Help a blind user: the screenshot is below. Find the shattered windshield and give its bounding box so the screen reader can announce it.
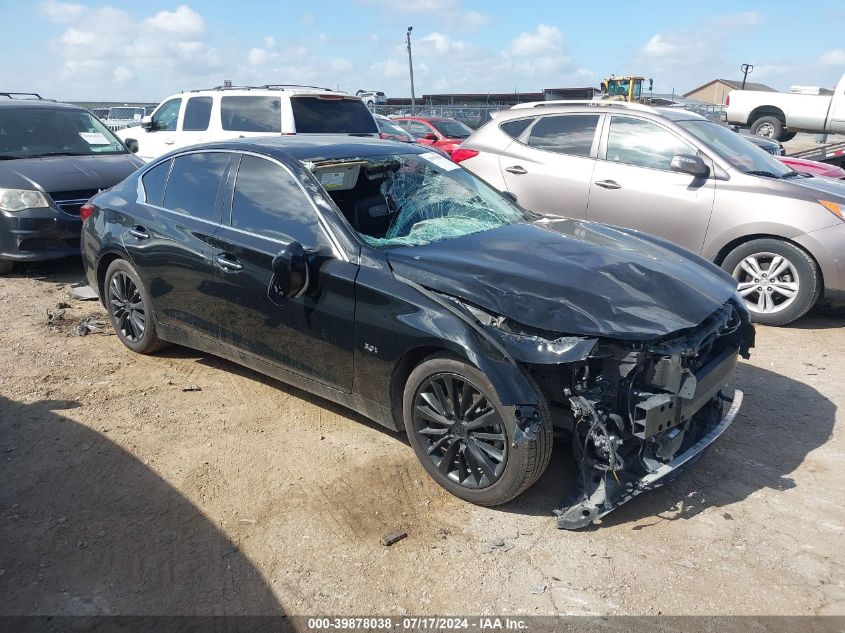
[312,152,528,248]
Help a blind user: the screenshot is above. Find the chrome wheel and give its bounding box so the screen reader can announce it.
[756,122,775,138]
[108,271,146,343]
[412,373,508,489]
[733,252,799,315]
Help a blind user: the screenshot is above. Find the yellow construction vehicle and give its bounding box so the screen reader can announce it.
[600,76,653,102]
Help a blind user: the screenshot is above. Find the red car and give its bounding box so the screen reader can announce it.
[391,116,473,156]
[778,156,845,179]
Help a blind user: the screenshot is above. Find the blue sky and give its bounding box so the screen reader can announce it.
[1,0,844,101]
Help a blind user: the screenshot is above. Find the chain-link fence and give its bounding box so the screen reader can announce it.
[68,99,725,132]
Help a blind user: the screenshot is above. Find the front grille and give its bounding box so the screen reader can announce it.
[49,189,99,216]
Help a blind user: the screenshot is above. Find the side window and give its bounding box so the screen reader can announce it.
[500,118,534,140]
[182,97,212,131]
[606,116,694,170]
[407,121,433,138]
[220,96,282,132]
[162,152,230,221]
[141,160,171,206]
[231,155,329,249]
[152,98,181,131]
[527,115,599,157]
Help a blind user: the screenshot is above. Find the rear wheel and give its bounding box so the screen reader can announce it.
[104,258,169,354]
[403,354,552,506]
[0,259,13,275]
[780,131,797,142]
[722,238,820,326]
[750,115,784,140]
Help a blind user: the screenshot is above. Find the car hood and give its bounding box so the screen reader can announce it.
[0,154,143,193]
[387,218,738,340]
[786,172,845,197]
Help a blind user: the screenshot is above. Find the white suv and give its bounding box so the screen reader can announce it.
[118,84,378,162]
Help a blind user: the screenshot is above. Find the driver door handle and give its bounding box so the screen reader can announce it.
[164,139,175,145]
[505,165,527,175]
[216,253,243,272]
[128,225,149,240]
[595,179,621,190]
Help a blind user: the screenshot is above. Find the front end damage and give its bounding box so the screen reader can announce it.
[455,295,755,530]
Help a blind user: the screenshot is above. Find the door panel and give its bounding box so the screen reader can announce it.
[829,86,845,133]
[139,97,182,161]
[174,95,213,150]
[123,151,232,339]
[498,114,601,219]
[586,115,715,254]
[212,153,356,391]
[212,230,357,391]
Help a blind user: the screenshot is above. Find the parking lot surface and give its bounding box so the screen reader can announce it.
[1,261,843,616]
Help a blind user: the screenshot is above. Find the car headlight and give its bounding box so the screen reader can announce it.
[819,200,845,221]
[0,188,50,212]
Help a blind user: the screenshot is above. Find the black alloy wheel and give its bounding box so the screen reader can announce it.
[412,372,508,489]
[109,271,146,343]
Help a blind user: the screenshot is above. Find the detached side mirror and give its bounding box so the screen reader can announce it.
[502,191,518,204]
[124,138,139,154]
[269,241,310,301]
[140,115,153,130]
[670,154,709,178]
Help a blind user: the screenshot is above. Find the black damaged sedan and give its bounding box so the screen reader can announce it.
[81,136,754,529]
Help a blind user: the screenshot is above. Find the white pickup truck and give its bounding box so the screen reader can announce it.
[725,72,845,141]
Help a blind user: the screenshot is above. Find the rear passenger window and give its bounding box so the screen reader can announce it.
[220,96,282,133]
[141,160,171,206]
[528,115,599,157]
[231,155,329,249]
[162,153,230,221]
[182,97,212,131]
[500,118,534,139]
[606,116,693,170]
[290,97,378,134]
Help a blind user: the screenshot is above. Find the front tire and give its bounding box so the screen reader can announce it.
[403,354,552,506]
[104,258,168,354]
[721,238,820,326]
[0,259,13,275]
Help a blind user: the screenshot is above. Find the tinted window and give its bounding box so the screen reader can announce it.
[182,96,212,131]
[290,97,377,134]
[429,119,472,139]
[500,118,534,139]
[152,98,181,131]
[231,155,329,248]
[221,96,281,132]
[162,152,229,220]
[528,115,599,156]
[142,160,171,206]
[406,121,433,138]
[606,116,693,170]
[0,107,127,158]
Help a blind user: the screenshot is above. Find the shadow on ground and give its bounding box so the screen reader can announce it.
[499,362,836,528]
[0,395,286,617]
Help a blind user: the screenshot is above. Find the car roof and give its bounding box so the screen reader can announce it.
[177,85,356,98]
[193,135,429,162]
[496,102,707,123]
[0,100,81,110]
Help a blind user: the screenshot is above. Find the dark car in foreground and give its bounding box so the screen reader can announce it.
[0,95,143,273]
[82,136,754,529]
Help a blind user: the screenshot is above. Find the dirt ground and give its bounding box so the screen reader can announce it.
[1,258,843,618]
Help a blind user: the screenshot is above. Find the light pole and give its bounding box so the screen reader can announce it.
[406,26,416,114]
[740,63,753,90]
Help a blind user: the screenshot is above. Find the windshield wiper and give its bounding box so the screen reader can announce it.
[28,152,89,158]
[779,171,805,179]
[745,170,782,179]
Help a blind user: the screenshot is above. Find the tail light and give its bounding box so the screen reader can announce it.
[80,202,94,222]
[725,94,730,106]
[451,148,479,163]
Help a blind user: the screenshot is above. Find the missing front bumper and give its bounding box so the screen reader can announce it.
[554,389,743,530]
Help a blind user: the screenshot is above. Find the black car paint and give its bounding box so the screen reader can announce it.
[0,103,143,262]
[82,137,752,527]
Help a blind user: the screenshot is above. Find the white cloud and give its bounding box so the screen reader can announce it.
[510,24,563,57]
[113,66,134,82]
[820,49,845,66]
[143,5,204,37]
[38,0,84,22]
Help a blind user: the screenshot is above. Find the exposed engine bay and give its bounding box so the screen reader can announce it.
[524,299,754,528]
